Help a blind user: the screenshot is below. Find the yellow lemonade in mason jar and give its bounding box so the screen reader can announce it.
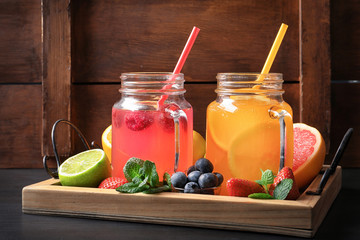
[206,73,293,195]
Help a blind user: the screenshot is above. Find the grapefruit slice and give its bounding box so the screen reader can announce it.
[293,123,326,189]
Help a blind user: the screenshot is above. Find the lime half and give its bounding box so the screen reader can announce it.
[59,149,111,187]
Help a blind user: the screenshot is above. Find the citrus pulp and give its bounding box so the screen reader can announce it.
[293,123,326,189]
[193,130,206,163]
[58,149,111,187]
[101,125,112,163]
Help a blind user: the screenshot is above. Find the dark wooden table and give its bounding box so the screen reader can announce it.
[1,168,359,240]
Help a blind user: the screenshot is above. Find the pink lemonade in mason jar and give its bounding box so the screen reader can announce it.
[111,73,193,178]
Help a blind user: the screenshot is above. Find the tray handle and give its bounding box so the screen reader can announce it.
[43,119,95,179]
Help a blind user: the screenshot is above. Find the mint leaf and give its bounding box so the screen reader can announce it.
[116,182,136,193]
[261,169,275,185]
[119,158,171,194]
[248,193,275,199]
[255,169,275,194]
[163,172,172,187]
[143,185,171,194]
[131,176,144,185]
[138,175,149,188]
[255,180,265,186]
[123,157,144,181]
[273,179,293,200]
[116,181,150,193]
[140,160,159,187]
[139,160,151,177]
[132,184,150,193]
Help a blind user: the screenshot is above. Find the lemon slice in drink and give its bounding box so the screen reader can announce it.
[193,130,206,163]
[59,149,111,187]
[101,125,112,163]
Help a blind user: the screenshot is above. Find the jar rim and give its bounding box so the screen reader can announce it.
[215,73,284,95]
[217,72,283,81]
[119,72,185,95]
[120,72,184,80]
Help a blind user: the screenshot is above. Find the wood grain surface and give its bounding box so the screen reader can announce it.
[331,0,360,80]
[42,0,72,157]
[329,82,360,167]
[0,0,42,84]
[71,0,300,83]
[0,85,42,168]
[300,0,331,149]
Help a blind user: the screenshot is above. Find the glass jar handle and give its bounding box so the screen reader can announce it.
[269,107,292,171]
[165,106,188,173]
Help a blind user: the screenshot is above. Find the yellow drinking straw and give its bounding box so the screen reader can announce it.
[257,23,288,82]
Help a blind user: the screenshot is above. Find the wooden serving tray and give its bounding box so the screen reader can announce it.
[22,166,341,238]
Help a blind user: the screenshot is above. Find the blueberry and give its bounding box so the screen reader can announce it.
[187,170,201,183]
[184,182,200,193]
[170,172,187,188]
[186,165,196,175]
[198,173,218,188]
[195,158,214,173]
[214,172,223,186]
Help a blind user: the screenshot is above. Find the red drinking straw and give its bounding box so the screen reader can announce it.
[158,26,200,106]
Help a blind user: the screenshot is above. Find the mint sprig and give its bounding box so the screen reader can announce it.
[123,157,144,181]
[249,169,293,200]
[273,178,293,200]
[248,193,275,199]
[116,158,171,194]
[255,169,274,194]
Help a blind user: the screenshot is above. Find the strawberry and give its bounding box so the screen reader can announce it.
[125,111,154,131]
[226,178,265,197]
[98,177,127,189]
[269,167,300,200]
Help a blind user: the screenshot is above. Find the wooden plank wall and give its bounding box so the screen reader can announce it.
[42,0,72,157]
[0,0,42,168]
[329,0,360,167]
[69,0,302,151]
[301,0,331,145]
[0,0,358,168]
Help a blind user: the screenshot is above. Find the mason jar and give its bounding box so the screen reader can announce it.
[112,72,193,178]
[206,73,293,194]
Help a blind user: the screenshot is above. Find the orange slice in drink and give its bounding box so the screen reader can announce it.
[207,101,233,151]
[228,121,293,181]
[101,125,112,163]
[207,100,254,151]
